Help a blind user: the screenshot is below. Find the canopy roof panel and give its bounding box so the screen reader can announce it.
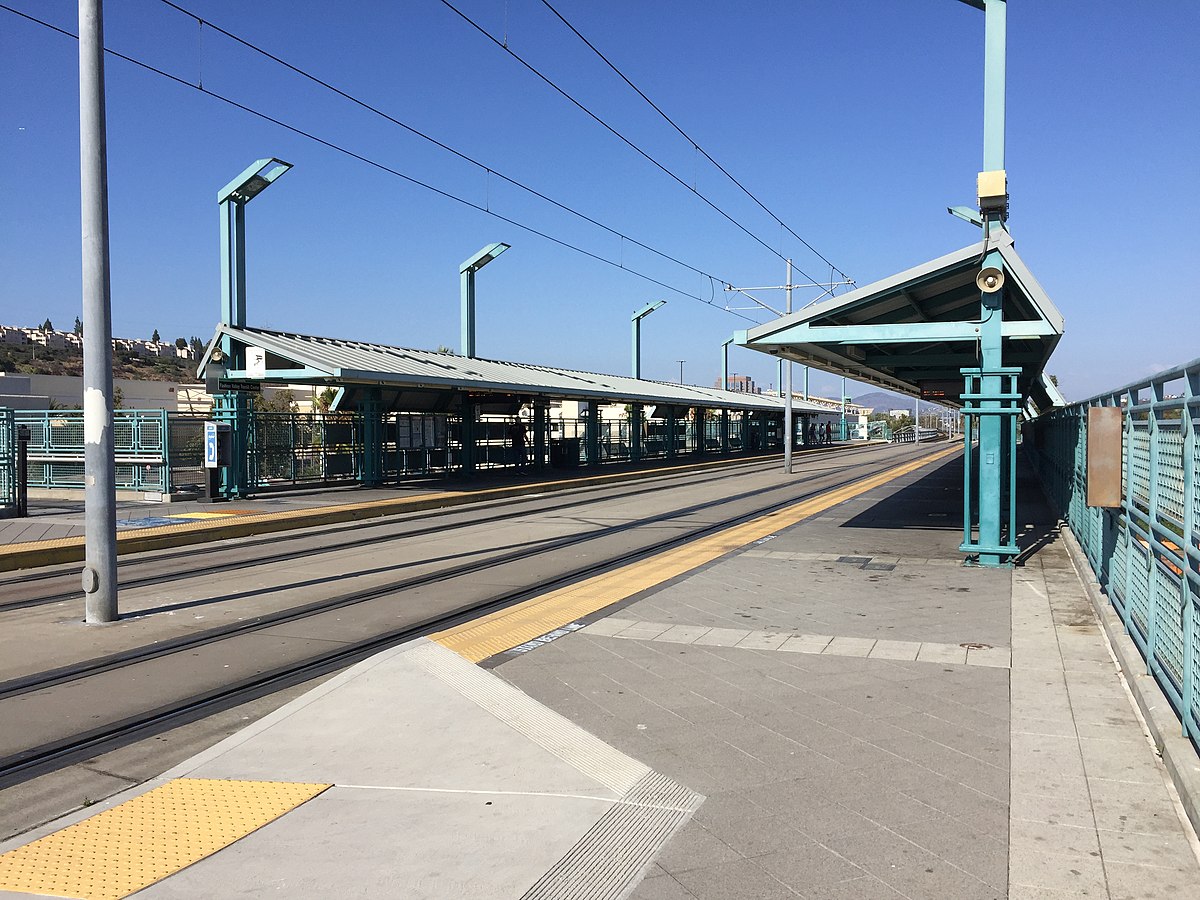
[198,325,829,414]
[736,229,1064,412]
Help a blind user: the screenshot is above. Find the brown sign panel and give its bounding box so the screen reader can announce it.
[1086,407,1123,508]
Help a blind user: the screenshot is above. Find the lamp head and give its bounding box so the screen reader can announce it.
[218,158,293,204]
[947,205,984,228]
[632,299,667,322]
[461,242,511,274]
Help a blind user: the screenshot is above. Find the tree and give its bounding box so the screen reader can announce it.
[257,389,296,413]
[175,337,188,350]
[112,386,124,409]
[41,319,53,332]
[314,386,337,414]
[151,328,160,343]
[74,317,83,336]
[190,337,205,357]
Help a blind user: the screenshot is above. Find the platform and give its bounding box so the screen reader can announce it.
[2,450,1199,899]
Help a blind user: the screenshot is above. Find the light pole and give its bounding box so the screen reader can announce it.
[219,158,292,335]
[721,337,734,390]
[79,0,117,623]
[460,242,510,358]
[677,360,686,384]
[840,376,847,441]
[216,157,292,500]
[631,300,666,379]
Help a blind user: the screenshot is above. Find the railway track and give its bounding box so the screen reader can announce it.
[0,443,953,788]
[0,453,844,612]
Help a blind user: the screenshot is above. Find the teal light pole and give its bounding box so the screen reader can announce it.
[631,300,666,378]
[721,336,734,390]
[216,157,291,499]
[460,242,510,358]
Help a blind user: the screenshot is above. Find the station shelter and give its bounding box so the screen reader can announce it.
[196,325,829,499]
[737,227,1065,566]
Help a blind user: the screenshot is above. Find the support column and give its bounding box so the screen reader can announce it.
[720,409,730,455]
[666,407,677,460]
[585,400,600,466]
[361,387,383,486]
[693,408,705,456]
[532,402,547,471]
[460,398,477,476]
[630,404,643,462]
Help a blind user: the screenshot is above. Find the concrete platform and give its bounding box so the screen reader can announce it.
[2,450,1199,899]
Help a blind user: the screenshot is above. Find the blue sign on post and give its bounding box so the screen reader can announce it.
[204,421,219,469]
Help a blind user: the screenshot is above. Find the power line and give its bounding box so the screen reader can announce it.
[1,4,762,325]
[437,0,806,274]
[537,0,853,286]
[154,0,722,293]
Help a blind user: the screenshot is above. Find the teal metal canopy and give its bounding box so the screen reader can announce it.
[736,229,1064,414]
[197,324,829,415]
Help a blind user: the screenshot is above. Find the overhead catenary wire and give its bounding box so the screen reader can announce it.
[537,0,853,287]
[1,4,762,325]
[437,0,810,276]
[153,0,733,297]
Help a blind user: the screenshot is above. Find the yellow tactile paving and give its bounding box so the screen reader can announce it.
[0,778,330,900]
[433,445,960,662]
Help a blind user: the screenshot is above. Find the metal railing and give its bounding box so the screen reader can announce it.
[1025,358,1199,743]
[16,409,169,493]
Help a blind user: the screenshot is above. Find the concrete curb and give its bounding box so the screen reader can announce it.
[1060,524,1200,838]
[1,447,869,573]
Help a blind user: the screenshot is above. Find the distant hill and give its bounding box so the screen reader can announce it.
[853,389,952,414]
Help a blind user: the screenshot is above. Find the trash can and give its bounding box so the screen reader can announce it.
[549,437,581,468]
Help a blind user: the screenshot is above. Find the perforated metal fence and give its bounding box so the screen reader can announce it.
[16,409,169,493]
[1025,358,1200,744]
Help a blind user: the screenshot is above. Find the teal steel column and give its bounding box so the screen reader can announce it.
[532,402,547,471]
[361,387,383,486]
[460,398,477,475]
[983,0,1007,174]
[977,249,1006,566]
[585,401,600,466]
[694,408,705,455]
[630,403,643,461]
[665,407,676,460]
[720,409,730,454]
[460,269,476,358]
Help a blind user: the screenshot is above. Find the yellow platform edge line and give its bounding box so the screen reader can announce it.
[433,445,959,662]
[0,778,331,900]
[0,453,797,573]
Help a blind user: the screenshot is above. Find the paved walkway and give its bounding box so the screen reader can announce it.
[1,452,1198,898]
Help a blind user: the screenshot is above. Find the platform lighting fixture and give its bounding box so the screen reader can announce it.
[219,158,292,333]
[460,242,511,358]
[947,205,984,228]
[631,300,666,379]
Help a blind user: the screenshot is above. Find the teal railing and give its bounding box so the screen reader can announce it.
[15,409,170,493]
[1025,358,1199,742]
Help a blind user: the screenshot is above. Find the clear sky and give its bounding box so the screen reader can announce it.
[1,1,1195,402]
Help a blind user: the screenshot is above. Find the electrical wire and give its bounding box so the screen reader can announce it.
[537,0,853,287]
[437,0,802,271]
[1,4,762,325]
[153,0,731,295]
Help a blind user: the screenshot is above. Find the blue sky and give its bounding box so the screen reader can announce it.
[1,1,1195,402]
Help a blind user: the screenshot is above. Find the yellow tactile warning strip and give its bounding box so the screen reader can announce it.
[0,778,330,900]
[0,452,848,572]
[433,445,960,662]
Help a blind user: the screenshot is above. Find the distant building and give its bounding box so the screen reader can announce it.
[715,374,759,394]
